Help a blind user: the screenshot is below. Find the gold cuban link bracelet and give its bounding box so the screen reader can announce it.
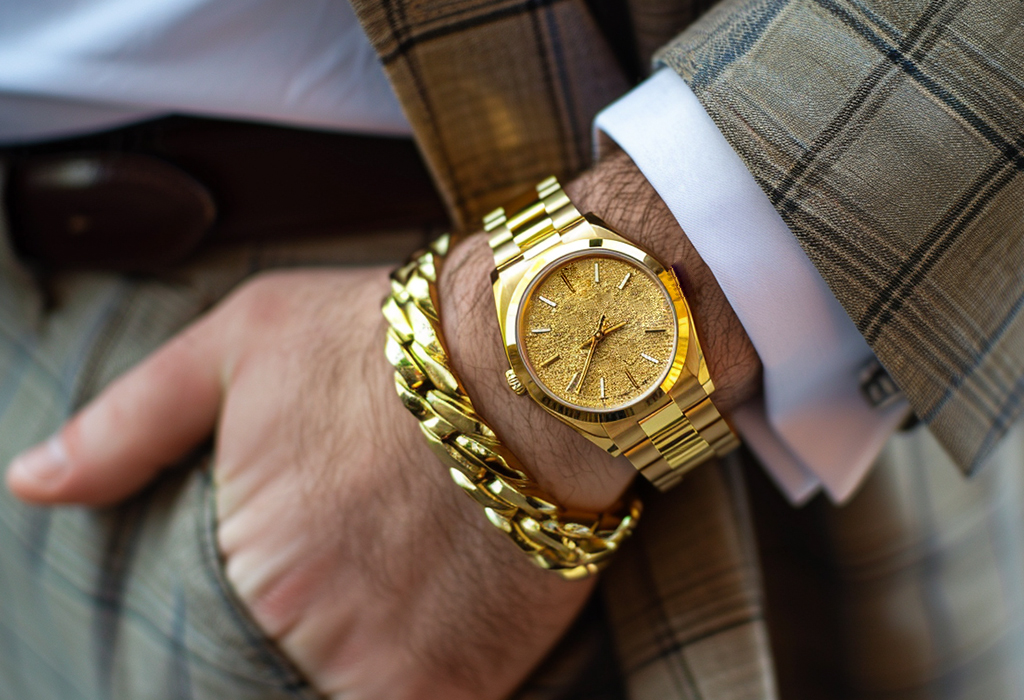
[382,234,642,579]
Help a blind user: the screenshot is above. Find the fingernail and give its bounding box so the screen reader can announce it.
[8,436,69,486]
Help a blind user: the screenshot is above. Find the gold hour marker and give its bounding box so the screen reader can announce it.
[531,327,551,334]
[539,295,557,308]
[594,261,600,283]
[645,328,667,333]
[618,272,631,290]
[566,371,582,393]
[559,270,576,293]
[540,353,560,368]
[641,353,661,364]
[600,377,606,399]
[624,367,640,389]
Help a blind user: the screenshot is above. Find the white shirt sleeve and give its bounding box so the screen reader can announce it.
[0,0,411,143]
[595,68,910,504]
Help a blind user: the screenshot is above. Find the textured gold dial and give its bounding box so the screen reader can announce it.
[518,252,678,412]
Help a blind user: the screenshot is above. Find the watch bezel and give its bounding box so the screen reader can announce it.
[501,228,691,424]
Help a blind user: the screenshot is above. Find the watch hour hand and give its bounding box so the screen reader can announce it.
[578,320,626,349]
[601,319,626,337]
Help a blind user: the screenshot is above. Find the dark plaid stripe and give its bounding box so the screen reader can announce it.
[379,0,465,215]
[686,0,787,91]
[979,373,1024,461]
[93,498,151,697]
[909,457,962,696]
[861,141,1024,344]
[912,288,1024,426]
[768,0,964,216]
[634,543,703,697]
[379,0,569,64]
[799,1,1024,346]
[541,4,586,171]
[816,0,1024,164]
[530,7,576,176]
[168,590,196,700]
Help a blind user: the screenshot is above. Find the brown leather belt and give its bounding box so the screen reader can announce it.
[2,116,449,271]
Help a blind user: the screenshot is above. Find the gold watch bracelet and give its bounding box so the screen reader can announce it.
[383,234,642,579]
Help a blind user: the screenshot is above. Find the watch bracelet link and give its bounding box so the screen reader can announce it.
[382,233,642,579]
[611,390,739,491]
[485,176,580,272]
[485,177,740,492]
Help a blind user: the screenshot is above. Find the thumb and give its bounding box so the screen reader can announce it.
[6,321,224,506]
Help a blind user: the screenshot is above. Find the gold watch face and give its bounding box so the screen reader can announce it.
[517,251,678,412]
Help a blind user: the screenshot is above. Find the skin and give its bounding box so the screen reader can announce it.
[4,150,761,699]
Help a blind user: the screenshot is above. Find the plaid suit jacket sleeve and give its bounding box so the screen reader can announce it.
[656,0,1024,474]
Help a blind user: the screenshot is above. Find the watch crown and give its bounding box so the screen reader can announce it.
[505,369,527,395]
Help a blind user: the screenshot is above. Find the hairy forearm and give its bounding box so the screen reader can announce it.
[439,149,762,511]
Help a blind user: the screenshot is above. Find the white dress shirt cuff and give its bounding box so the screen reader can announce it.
[594,68,909,504]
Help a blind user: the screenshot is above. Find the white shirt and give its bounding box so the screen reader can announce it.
[0,0,410,143]
[0,1,901,502]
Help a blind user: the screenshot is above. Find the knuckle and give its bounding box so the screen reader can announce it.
[233,273,295,325]
[215,272,311,348]
[146,337,201,388]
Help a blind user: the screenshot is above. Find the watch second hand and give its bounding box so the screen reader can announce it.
[576,314,606,394]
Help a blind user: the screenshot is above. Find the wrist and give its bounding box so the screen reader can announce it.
[439,232,636,512]
[438,152,761,511]
[565,149,762,414]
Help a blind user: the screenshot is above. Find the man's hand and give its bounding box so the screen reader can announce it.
[4,150,762,699]
[5,268,595,700]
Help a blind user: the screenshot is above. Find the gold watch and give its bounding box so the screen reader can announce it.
[487,177,739,491]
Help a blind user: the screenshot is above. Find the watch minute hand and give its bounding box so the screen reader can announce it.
[576,314,606,393]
